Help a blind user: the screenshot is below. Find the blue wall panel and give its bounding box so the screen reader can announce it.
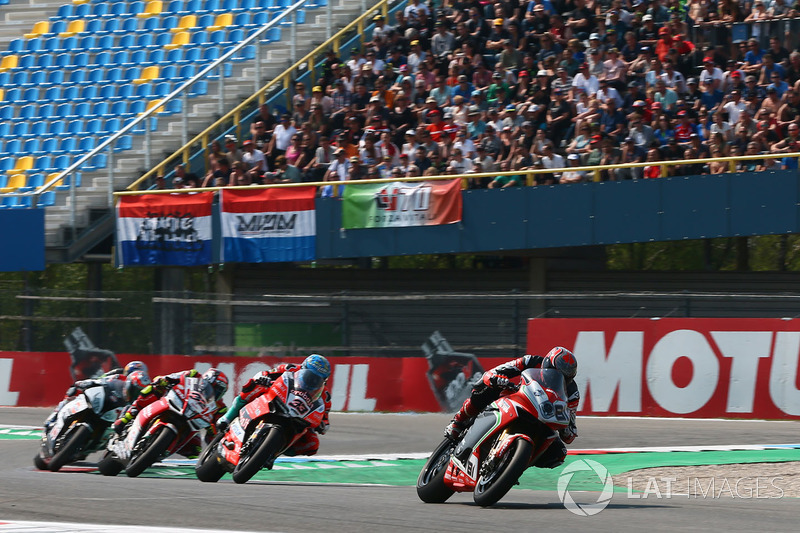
[660,175,729,240]
[527,184,594,248]
[312,172,800,259]
[0,208,45,271]
[728,170,798,236]
[593,180,662,244]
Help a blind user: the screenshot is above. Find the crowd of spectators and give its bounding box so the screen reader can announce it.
[164,0,800,191]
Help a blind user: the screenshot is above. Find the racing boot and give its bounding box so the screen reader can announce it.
[444,398,478,441]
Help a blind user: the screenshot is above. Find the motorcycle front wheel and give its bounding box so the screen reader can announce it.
[232,425,285,484]
[49,425,91,472]
[97,450,124,477]
[473,438,533,507]
[416,438,456,503]
[33,453,48,470]
[195,433,226,483]
[125,426,176,478]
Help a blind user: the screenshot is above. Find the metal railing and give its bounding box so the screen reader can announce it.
[114,150,800,200]
[125,0,396,193]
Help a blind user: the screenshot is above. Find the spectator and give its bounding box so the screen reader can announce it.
[561,153,588,183]
[488,160,523,188]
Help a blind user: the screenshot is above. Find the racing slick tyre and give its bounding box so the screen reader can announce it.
[416,438,456,503]
[33,453,48,471]
[49,425,92,472]
[195,433,226,483]
[232,425,285,485]
[126,426,176,478]
[97,451,124,477]
[473,438,533,507]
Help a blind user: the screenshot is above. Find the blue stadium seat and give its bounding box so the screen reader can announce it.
[3,88,21,104]
[48,120,66,137]
[66,119,85,136]
[160,15,178,31]
[58,36,78,54]
[92,2,109,17]
[37,103,54,119]
[11,196,34,209]
[70,102,91,120]
[18,54,35,69]
[63,3,91,20]
[55,103,72,118]
[73,52,90,68]
[160,64,177,80]
[83,153,107,172]
[55,172,82,189]
[127,1,146,17]
[22,88,40,103]
[111,51,130,65]
[191,30,209,45]
[148,48,166,64]
[233,12,250,27]
[135,83,152,99]
[178,47,201,64]
[99,18,120,35]
[35,54,53,69]
[114,133,133,152]
[0,158,14,173]
[93,51,112,67]
[167,0,184,12]
[28,122,47,139]
[79,85,99,102]
[78,35,97,51]
[85,18,103,34]
[92,101,111,118]
[16,104,36,121]
[43,70,65,87]
[11,70,28,86]
[139,17,161,34]
[19,173,44,192]
[12,122,29,137]
[177,0,201,14]
[44,86,62,102]
[0,72,9,86]
[24,38,43,53]
[203,0,220,11]
[122,67,142,83]
[42,37,61,53]
[85,119,102,136]
[136,33,154,49]
[38,191,56,207]
[6,39,24,54]
[130,49,148,66]
[113,35,136,53]
[166,48,183,64]
[102,3,128,19]
[1,196,20,209]
[34,155,53,171]
[203,30,226,47]
[117,84,136,100]
[0,106,14,121]
[89,35,115,53]
[51,155,72,171]
[115,17,139,34]
[58,137,77,154]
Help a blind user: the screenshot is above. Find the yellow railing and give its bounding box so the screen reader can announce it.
[126,0,392,191]
[116,150,800,199]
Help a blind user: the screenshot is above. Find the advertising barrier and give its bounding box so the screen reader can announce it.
[527,318,800,419]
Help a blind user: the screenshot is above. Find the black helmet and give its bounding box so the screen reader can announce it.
[542,346,577,382]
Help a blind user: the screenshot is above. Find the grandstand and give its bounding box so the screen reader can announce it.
[0,0,363,251]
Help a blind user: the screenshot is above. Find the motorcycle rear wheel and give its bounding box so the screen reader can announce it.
[33,453,48,471]
[416,438,456,503]
[473,439,533,507]
[126,426,176,478]
[49,425,91,472]
[97,450,124,477]
[195,433,226,483]
[232,426,285,484]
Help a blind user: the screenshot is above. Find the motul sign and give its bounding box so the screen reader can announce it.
[527,318,800,419]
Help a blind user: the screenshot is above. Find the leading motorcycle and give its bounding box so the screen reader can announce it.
[97,374,217,477]
[195,370,325,484]
[35,385,126,472]
[417,368,572,507]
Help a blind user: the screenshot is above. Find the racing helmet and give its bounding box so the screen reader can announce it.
[542,346,578,382]
[202,368,229,400]
[124,370,151,402]
[123,360,148,378]
[301,354,331,381]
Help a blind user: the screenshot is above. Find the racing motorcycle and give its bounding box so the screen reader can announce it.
[35,386,126,472]
[195,370,325,484]
[417,368,571,507]
[97,374,217,477]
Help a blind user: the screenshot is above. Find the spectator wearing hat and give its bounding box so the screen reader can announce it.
[241,139,268,175]
[637,14,658,46]
[223,136,243,164]
[309,85,334,116]
[628,45,652,85]
[659,59,685,94]
[583,134,603,166]
[674,110,701,143]
[486,18,510,53]
[320,148,351,197]
[682,78,702,110]
[617,136,645,180]
[550,67,572,96]
[597,78,623,109]
[655,26,674,61]
[403,0,429,24]
[559,153,587,183]
[622,81,644,112]
[498,39,523,70]
[572,62,599,97]
[628,112,655,150]
[407,40,426,73]
[697,56,724,92]
[721,90,747,126]
[431,21,455,58]
[452,74,475,102]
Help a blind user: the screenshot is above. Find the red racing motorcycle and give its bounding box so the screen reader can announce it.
[195,370,325,484]
[98,374,217,477]
[417,368,571,507]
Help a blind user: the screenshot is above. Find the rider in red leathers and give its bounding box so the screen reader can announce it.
[444,346,580,469]
[113,368,229,458]
[216,354,332,457]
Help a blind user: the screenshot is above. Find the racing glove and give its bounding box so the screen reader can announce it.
[315,420,329,435]
[216,417,230,432]
[254,375,272,388]
[113,417,128,436]
[489,374,513,389]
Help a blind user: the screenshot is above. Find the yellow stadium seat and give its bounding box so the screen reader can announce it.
[0,55,19,72]
[73,0,90,4]
[47,173,63,188]
[165,31,190,50]
[59,20,85,37]
[134,66,160,85]
[143,99,165,114]
[8,157,34,176]
[207,13,233,32]
[0,89,4,102]
[171,15,197,33]
[25,21,49,39]
[138,0,163,19]
[0,174,27,194]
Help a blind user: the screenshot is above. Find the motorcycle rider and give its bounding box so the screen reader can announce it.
[216,354,332,457]
[112,368,229,457]
[444,346,579,469]
[44,361,150,427]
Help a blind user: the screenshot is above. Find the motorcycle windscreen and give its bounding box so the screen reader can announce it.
[294,369,324,401]
[520,368,567,402]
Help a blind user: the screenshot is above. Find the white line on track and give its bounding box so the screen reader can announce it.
[0,521,271,533]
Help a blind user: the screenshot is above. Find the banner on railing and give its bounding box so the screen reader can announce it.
[527,318,800,419]
[220,187,316,263]
[341,179,462,229]
[116,192,214,267]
